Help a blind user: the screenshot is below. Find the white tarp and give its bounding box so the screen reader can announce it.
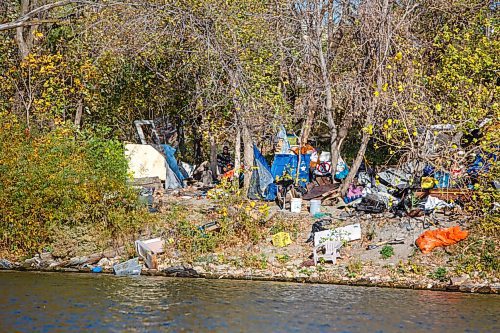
[125,144,167,181]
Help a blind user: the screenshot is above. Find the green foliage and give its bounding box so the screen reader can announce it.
[243,254,268,270]
[0,113,145,255]
[429,267,448,282]
[166,182,272,260]
[275,254,290,264]
[269,217,299,239]
[347,259,363,278]
[380,245,395,259]
[396,260,424,276]
[453,237,499,277]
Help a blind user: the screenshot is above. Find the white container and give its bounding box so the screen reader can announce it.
[310,199,322,215]
[113,258,142,276]
[290,198,302,213]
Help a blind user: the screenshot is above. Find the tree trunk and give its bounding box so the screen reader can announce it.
[177,116,186,158]
[241,121,254,192]
[74,98,83,129]
[14,0,30,59]
[314,3,339,179]
[340,0,391,195]
[299,96,315,145]
[340,131,370,195]
[209,135,218,180]
[234,123,241,176]
[192,116,203,164]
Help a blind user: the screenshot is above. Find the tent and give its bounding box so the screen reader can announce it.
[264,153,311,201]
[248,145,274,200]
[161,144,185,189]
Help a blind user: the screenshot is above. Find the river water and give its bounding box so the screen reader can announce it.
[0,271,498,332]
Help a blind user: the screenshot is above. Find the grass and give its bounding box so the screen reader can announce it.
[429,267,448,282]
[347,259,363,278]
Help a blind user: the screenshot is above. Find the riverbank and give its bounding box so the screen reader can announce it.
[1,195,498,294]
[2,265,499,294]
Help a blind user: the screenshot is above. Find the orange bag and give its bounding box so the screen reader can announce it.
[416,226,468,254]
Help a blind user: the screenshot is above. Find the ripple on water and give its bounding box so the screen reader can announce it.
[0,271,498,333]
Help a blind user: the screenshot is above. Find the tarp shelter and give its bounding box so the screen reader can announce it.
[125,144,167,181]
[265,153,311,201]
[248,145,274,200]
[161,144,185,189]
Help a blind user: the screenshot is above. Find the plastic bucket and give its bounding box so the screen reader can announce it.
[310,199,321,215]
[290,198,302,213]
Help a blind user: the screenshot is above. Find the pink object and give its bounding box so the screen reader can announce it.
[347,184,363,198]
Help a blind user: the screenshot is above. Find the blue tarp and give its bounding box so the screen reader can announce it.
[265,154,311,201]
[271,154,310,186]
[161,144,185,182]
[248,145,274,200]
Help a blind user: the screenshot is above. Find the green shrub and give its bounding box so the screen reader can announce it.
[453,237,499,277]
[429,267,447,282]
[347,259,363,278]
[380,245,395,259]
[0,113,146,256]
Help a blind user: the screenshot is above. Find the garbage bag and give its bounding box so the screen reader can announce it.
[423,195,454,211]
[377,168,412,189]
[415,226,468,254]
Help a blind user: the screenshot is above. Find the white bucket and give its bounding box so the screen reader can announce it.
[310,199,322,215]
[290,198,302,213]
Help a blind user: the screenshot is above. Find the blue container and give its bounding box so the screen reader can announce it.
[434,171,450,188]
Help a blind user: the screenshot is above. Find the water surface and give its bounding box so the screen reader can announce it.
[0,271,498,332]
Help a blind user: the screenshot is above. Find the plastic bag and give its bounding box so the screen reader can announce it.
[421,177,437,189]
[272,232,292,247]
[416,226,468,254]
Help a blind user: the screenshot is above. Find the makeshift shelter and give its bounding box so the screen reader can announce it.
[264,153,311,201]
[161,144,185,189]
[125,144,167,181]
[125,143,184,190]
[248,145,274,200]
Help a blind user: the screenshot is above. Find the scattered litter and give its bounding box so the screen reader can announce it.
[421,177,437,189]
[377,168,412,189]
[314,223,361,247]
[272,232,292,247]
[366,238,405,250]
[423,196,454,211]
[415,226,469,254]
[312,212,329,219]
[91,266,103,273]
[355,194,385,213]
[0,259,12,269]
[113,258,142,276]
[198,221,220,233]
[344,184,363,204]
[306,218,333,243]
[290,198,302,213]
[135,238,165,269]
[313,240,341,265]
[309,199,322,215]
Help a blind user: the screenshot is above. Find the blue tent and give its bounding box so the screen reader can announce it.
[160,144,185,188]
[265,154,311,201]
[248,145,274,200]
